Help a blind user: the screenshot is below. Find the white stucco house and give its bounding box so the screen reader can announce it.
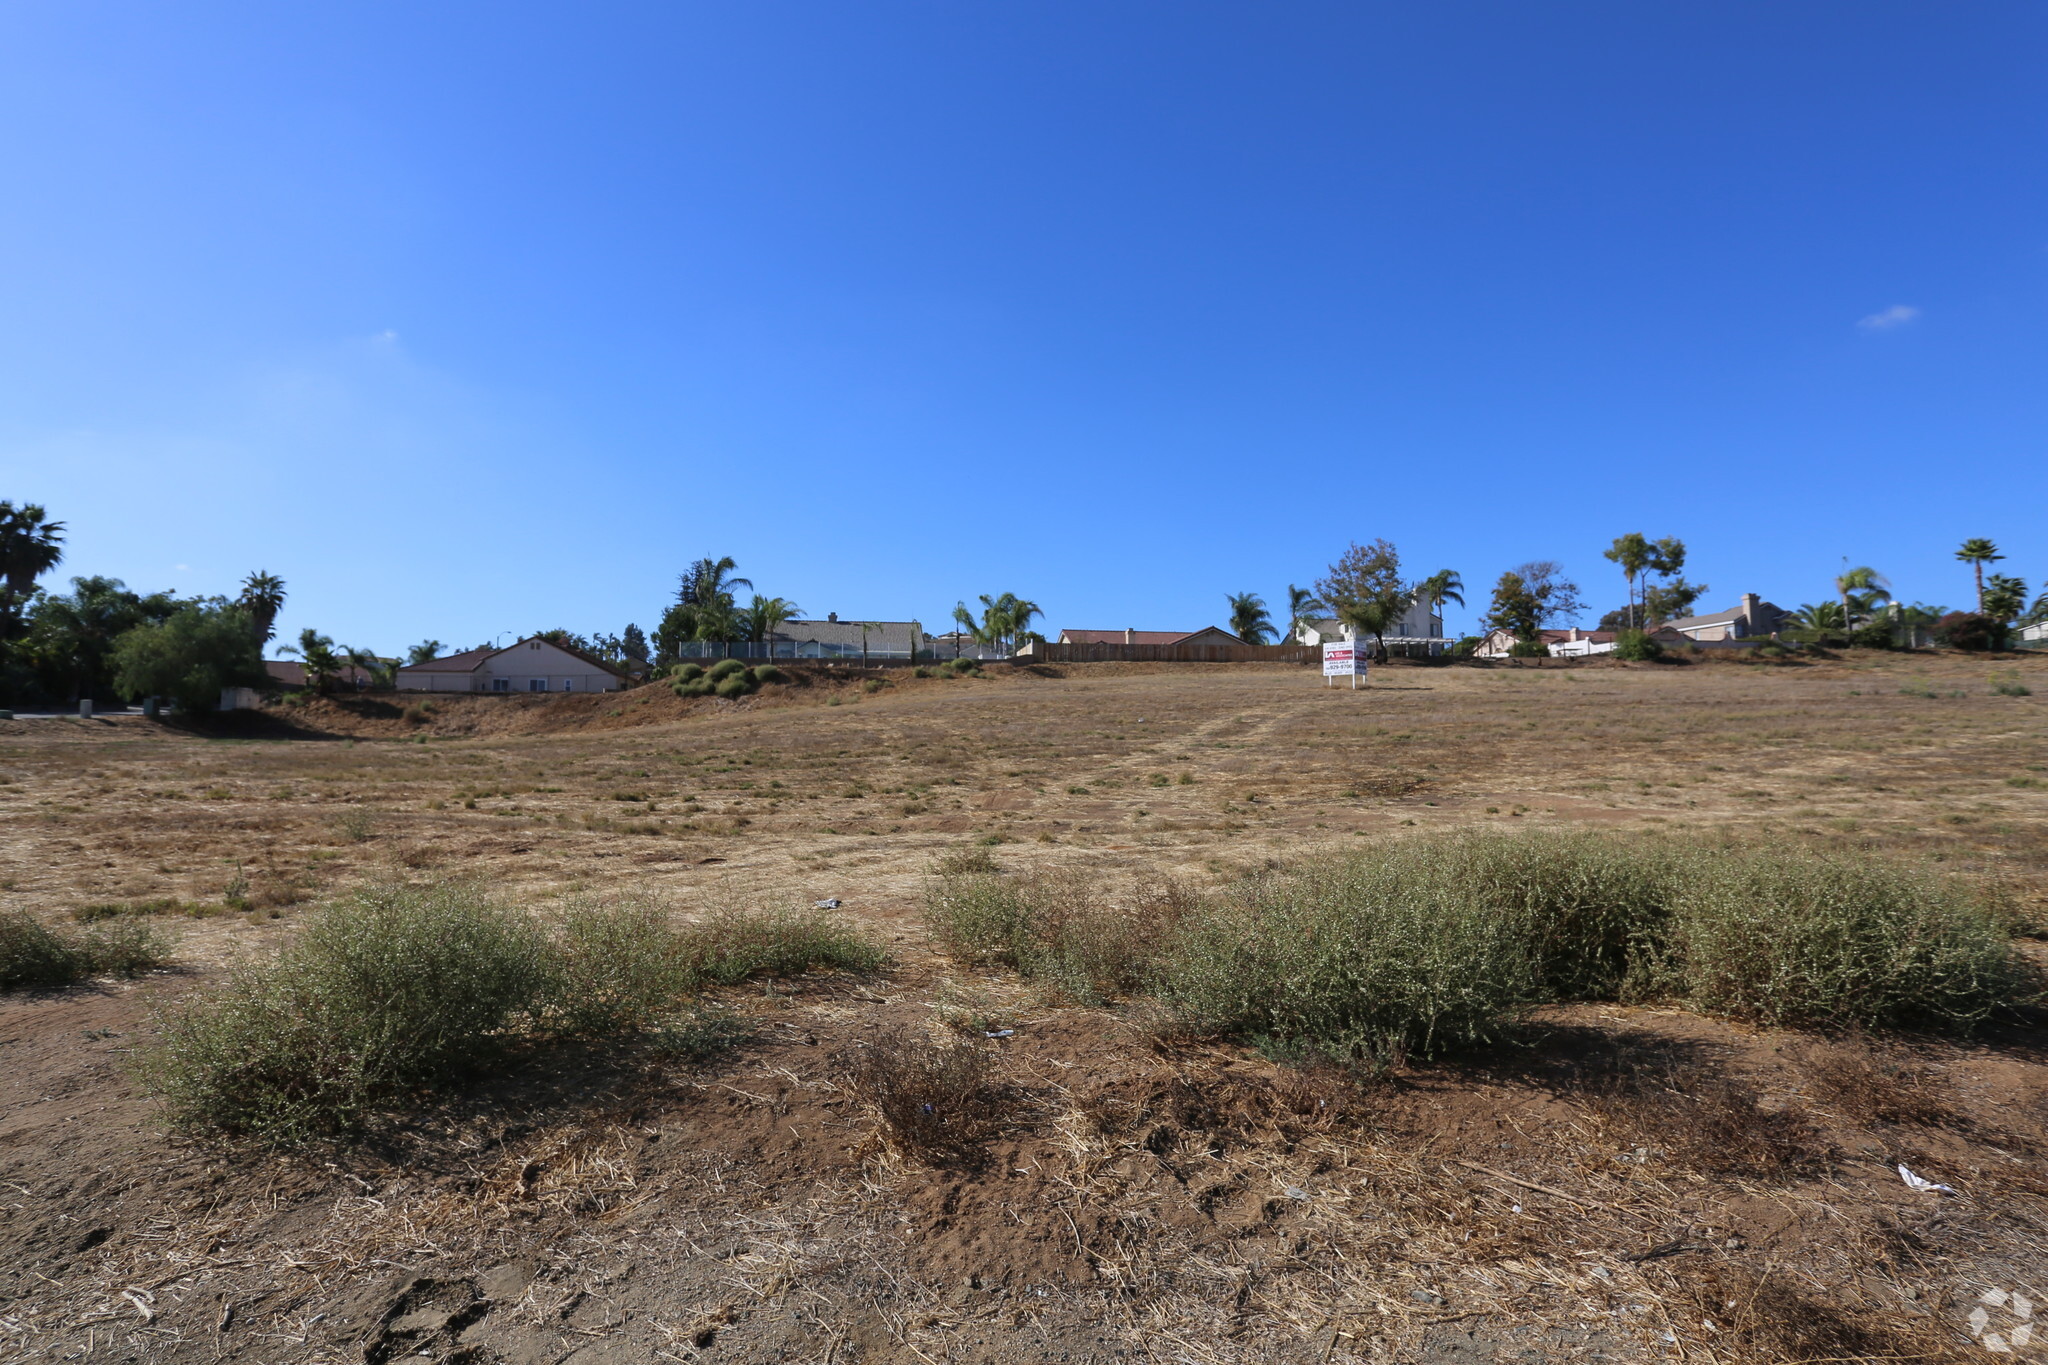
[1292,603,1446,654]
[395,637,624,694]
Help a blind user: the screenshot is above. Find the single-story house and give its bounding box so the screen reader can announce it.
[1473,627,1614,659]
[2018,620,2048,648]
[1661,594,1789,642]
[395,637,624,693]
[1056,627,1244,647]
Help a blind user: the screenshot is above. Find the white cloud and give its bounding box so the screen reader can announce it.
[1858,304,1920,331]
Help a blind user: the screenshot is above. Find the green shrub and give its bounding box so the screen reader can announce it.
[1,911,88,989]
[148,883,553,1140]
[1612,629,1663,661]
[706,658,747,681]
[550,898,697,1036]
[749,664,784,685]
[673,677,715,698]
[714,674,751,698]
[1508,638,1549,658]
[146,883,879,1141]
[675,905,885,985]
[945,657,982,676]
[921,831,2036,1059]
[1653,853,2028,1030]
[924,865,1196,1005]
[1153,851,1557,1064]
[673,663,706,682]
[1992,676,2031,697]
[2,910,170,990]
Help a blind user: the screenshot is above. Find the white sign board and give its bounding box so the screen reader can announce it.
[1322,642,1365,687]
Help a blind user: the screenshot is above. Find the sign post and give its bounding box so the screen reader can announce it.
[1321,641,1365,690]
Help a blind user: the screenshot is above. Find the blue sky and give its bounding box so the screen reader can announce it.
[3,2,2044,649]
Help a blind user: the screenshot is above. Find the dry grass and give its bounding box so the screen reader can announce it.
[0,654,2044,1364]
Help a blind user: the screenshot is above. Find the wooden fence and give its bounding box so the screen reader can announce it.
[1025,642,1321,664]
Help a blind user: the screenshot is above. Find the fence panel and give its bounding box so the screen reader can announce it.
[1029,643,1320,664]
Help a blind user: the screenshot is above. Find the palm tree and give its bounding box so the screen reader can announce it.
[976,593,1043,655]
[408,640,445,665]
[237,571,287,644]
[951,601,979,659]
[1226,592,1274,645]
[0,501,65,636]
[282,628,343,693]
[1602,533,1652,629]
[743,596,800,659]
[1835,565,1891,630]
[1414,569,1465,643]
[1955,538,2003,613]
[1982,574,2028,624]
[1791,602,1848,634]
[1283,584,1324,645]
[680,556,752,607]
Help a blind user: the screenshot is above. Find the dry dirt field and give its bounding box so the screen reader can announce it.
[3,652,2046,1365]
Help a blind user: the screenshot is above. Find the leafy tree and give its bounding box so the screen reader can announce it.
[1641,576,1708,624]
[0,501,65,638]
[619,623,649,664]
[236,571,287,644]
[1602,533,1653,630]
[1316,539,1410,660]
[1226,592,1274,645]
[1482,562,1583,648]
[1982,574,2028,624]
[407,640,445,665]
[659,556,753,658]
[1514,560,1583,627]
[281,628,344,693]
[1484,572,1541,644]
[22,576,178,703]
[1282,584,1325,644]
[679,556,751,608]
[1834,565,1891,629]
[111,603,268,713]
[1955,538,2003,613]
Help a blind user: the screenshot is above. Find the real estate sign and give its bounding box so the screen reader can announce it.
[1322,641,1365,688]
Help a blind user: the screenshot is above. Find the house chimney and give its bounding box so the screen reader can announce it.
[1124,627,1134,645]
[1739,593,1760,636]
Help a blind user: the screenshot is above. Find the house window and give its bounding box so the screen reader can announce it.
[528,679,546,692]
[530,641,541,650]
[492,678,510,693]
[562,679,574,692]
